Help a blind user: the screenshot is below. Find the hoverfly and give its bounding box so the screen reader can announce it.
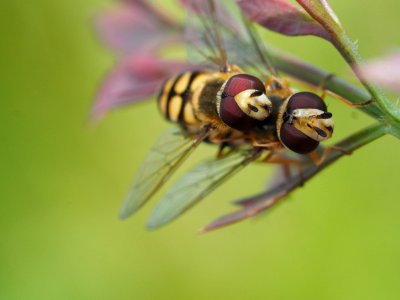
[119,0,334,229]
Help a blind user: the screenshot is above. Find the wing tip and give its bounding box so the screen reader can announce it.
[119,194,145,220]
[146,212,175,230]
[118,202,140,220]
[146,220,163,230]
[118,208,131,220]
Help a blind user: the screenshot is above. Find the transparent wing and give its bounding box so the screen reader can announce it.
[146,149,262,229]
[184,0,230,71]
[119,126,210,219]
[184,0,277,77]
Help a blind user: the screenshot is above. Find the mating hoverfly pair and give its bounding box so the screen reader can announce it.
[119,0,337,228]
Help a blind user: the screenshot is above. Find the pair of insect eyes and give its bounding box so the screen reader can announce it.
[219,74,331,154]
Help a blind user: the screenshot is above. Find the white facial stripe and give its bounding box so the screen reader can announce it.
[234,89,272,121]
[292,108,325,118]
[291,108,334,141]
[254,94,271,107]
[235,89,257,109]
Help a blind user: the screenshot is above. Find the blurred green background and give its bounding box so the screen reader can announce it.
[1,0,400,299]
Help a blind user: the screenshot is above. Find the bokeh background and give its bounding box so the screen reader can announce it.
[2,0,400,299]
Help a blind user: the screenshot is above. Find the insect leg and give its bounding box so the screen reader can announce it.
[321,91,374,107]
[261,151,307,186]
[261,151,301,165]
[308,146,352,166]
[216,142,235,159]
[319,74,374,107]
[230,64,244,73]
[251,141,282,148]
[318,73,335,92]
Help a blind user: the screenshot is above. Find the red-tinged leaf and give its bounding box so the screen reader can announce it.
[92,54,191,118]
[201,122,387,233]
[200,163,307,232]
[95,1,180,55]
[237,0,331,40]
[200,190,288,233]
[361,52,400,93]
[235,164,299,208]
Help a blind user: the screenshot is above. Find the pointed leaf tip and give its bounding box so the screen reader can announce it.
[237,0,331,41]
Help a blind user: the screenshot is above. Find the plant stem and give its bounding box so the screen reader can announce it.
[202,122,387,232]
[296,0,400,129]
[333,34,400,125]
[269,50,383,119]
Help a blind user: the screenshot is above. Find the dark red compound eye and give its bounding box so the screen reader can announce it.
[223,74,265,97]
[280,123,319,154]
[286,91,327,113]
[219,74,265,131]
[279,92,327,154]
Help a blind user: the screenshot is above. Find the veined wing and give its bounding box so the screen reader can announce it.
[184,0,230,71]
[119,126,210,219]
[184,0,277,77]
[147,148,262,229]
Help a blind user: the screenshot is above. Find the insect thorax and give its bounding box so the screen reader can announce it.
[157,71,282,147]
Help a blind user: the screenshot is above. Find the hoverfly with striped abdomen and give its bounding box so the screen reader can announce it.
[119,0,335,229]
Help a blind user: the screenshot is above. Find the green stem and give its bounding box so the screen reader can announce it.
[334,34,399,125]
[296,0,400,129]
[327,122,387,162]
[202,122,387,232]
[269,50,384,119]
[261,121,387,200]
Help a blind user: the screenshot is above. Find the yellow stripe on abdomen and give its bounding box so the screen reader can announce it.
[174,72,191,94]
[157,71,209,125]
[182,101,197,125]
[158,75,176,117]
[168,95,183,122]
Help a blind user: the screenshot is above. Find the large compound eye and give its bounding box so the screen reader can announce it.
[219,74,270,131]
[279,123,319,154]
[286,91,327,113]
[279,92,332,154]
[223,74,265,96]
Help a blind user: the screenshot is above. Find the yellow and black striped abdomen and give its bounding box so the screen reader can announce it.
[158,71,205,126]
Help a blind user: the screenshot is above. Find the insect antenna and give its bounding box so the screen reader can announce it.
[207,0,229,72]
[187,0,224,69]
[197,12,220,65]
[241,14,278,76]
